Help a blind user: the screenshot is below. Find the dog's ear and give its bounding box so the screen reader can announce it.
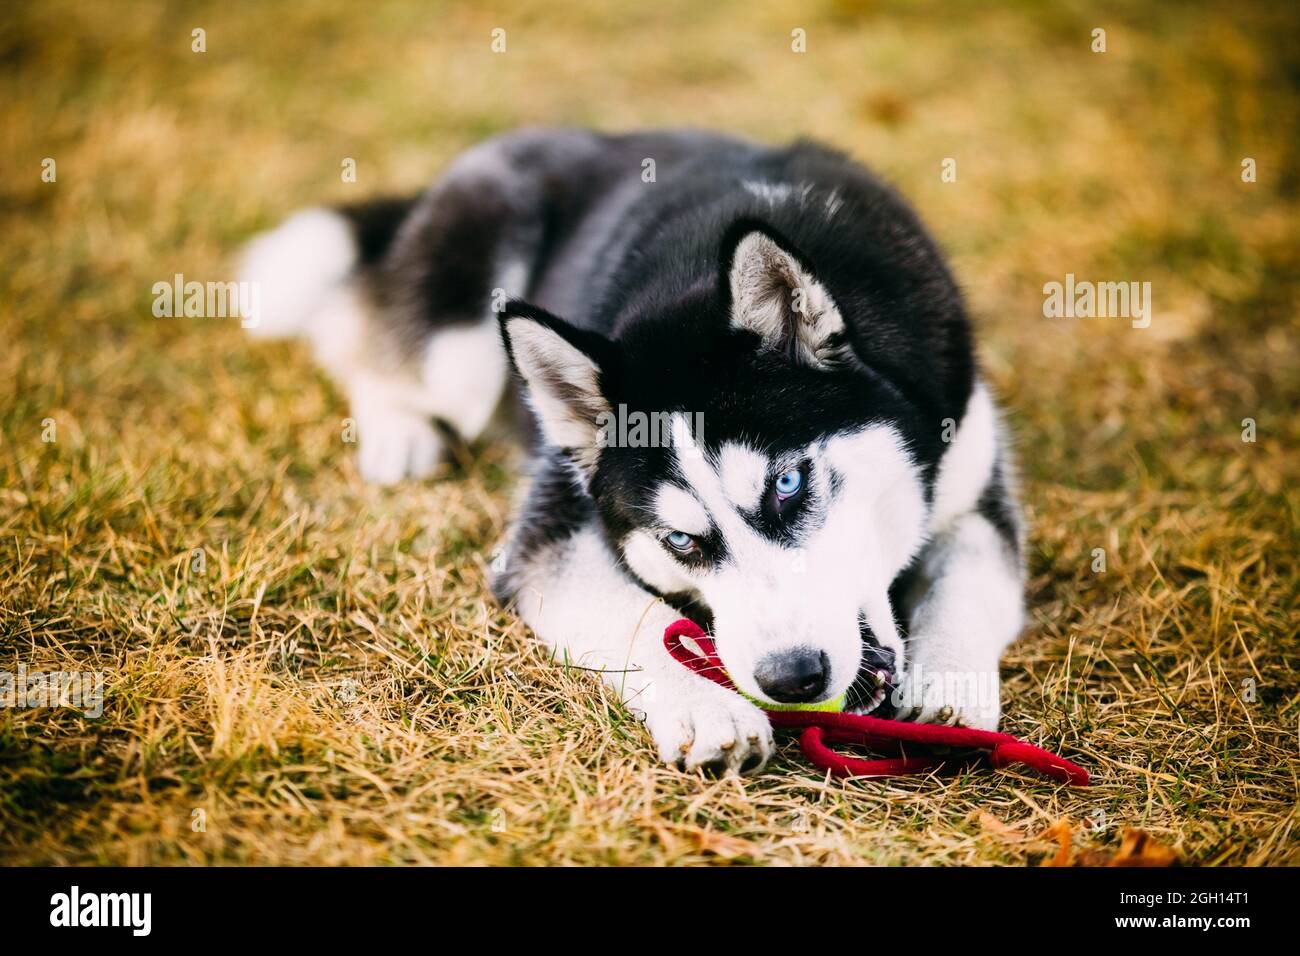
[721,220,848,367]
[499,302,615,478]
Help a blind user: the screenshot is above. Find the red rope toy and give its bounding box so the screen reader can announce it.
[664,619,1089,786]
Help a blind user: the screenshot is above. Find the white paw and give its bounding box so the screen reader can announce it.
[642,679,774,775]
[355,409,443,486]
[893,654,1001,730]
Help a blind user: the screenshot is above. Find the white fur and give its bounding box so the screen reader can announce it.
[621,528,695,594]
[420,317,508,439]
[717,443,767,511]
[890,381,1022,729]
[511,527,773,772]
[307,283,370,382]
[514,382,1023,754]
[742,180,794,204]
[620,422,927,707]
[742,180,816,205]
[242,206,518,485]
[823,427,929,655]
[728,232,845,366]
[654,483,712,536]
[342,316,510,486]
[350,373,444,485]
[505,318,607,475]
[239,208,356,339]
[929,380,997,531]
[894,513,1023,729]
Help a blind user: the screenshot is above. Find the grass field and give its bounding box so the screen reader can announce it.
[1,0,1297,865]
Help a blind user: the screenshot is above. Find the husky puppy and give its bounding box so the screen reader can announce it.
[242,128,1025,774]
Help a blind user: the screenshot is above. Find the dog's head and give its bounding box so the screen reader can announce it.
[501,221,934,709]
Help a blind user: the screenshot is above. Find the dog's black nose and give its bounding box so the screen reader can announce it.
[755,649,830,703]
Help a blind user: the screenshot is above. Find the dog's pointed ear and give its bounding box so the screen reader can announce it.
[721,221,848,367]
[499,302,615,478]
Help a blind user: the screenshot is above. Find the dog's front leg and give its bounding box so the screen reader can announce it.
[501,526,774,774]
[895,512,1025,730]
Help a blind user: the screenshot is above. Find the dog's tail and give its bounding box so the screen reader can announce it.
[238,197,416,339]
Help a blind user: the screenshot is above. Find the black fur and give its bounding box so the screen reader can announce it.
[343,129,994,621]
[488,132,975,599]
[338,197,418,266]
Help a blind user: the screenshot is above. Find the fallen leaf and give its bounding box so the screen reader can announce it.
[1039,817,1073,867]
[1037,820,1179,867]
[1097,828,1179,867]
[651,824,757,860]
[975,810,1027,843]
[690,828,759,860]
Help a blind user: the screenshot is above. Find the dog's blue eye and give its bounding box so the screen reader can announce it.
[774,469,803,499]
[665,531,695,552]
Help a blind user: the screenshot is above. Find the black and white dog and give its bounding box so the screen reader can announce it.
[242,128,1025,774]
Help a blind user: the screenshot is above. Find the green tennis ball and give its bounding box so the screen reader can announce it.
[736,688,846,713]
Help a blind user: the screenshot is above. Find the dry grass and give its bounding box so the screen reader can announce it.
[1,0,1297,865]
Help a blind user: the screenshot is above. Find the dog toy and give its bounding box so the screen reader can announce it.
[663,619,1089,786]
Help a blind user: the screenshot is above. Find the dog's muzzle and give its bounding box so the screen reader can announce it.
[848,634,899,715]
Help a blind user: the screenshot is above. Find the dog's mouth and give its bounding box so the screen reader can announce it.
[845,640,899,715]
